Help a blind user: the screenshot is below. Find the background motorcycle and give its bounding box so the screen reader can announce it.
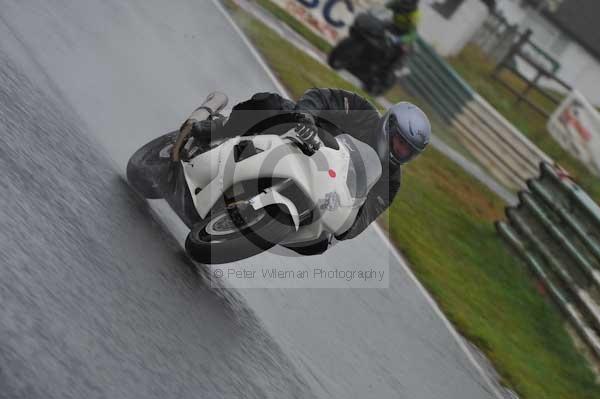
[328,10,407,96]
[127,93,382,264]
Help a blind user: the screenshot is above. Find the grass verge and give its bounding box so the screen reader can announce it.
[254,0,333,53]
[223,1,600,397]
[449,44,600,202]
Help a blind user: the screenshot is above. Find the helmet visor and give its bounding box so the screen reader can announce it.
[388,114,419,165]
[391,133,418,164]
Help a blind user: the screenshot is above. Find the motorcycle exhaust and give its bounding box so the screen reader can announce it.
[172,91,229,161]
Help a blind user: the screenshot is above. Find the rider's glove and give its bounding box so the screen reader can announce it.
[295,113,321,154]
[189,118,225,149]
[190,120,216,140]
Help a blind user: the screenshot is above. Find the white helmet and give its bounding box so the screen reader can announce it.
[378,102,430,167]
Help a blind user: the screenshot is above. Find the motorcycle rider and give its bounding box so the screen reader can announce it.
[383,0,420,70]
[187,88,430,255]
[328,0,420,94]
[386,0,420,45]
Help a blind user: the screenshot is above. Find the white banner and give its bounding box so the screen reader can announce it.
[548,90,600,176]
[262,0,490,56]
[269,0,360,44]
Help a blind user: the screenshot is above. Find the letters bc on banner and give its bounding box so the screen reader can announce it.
[270,0,357,43]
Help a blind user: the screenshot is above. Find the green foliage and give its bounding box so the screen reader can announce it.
[254,0,333,53]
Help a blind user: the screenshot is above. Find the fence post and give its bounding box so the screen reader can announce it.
[516,69,542,106]
[493,28,532,79]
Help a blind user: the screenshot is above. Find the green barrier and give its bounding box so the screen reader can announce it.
[506,207,600,331]
[496,221,574,310]
[413,37,475,100]
[409,50,470,107]
[401,36,548,190]
[496,162,600,359]
[497,222,600,360]
[407,45,540,184]
[518,191,600,290]
[506,207,583,289]
[406,58,459,121]
[404,38,473,118]
[528,179,600,263]
[539,163,600,231]
[405,57,454,114]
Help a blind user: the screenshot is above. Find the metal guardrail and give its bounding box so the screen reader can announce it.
[472,11,567,118]
[496,162,600,359]
[400,37,552,191]
[471,10,520,64]
[491,29,571,118]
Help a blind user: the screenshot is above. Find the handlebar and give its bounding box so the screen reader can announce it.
[172,92,229,161]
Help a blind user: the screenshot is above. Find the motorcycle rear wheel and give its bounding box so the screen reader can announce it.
[364,70,396,96]
[328,37,357,70]
[185,205,294,264]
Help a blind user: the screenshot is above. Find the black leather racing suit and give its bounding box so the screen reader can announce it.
[194,88,401,254]
[137,89,402,256]
[294,88,401,242]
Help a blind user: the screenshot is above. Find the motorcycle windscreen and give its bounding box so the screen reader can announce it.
[337,134,382,200]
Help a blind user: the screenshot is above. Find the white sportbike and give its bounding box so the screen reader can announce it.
[127,92,382,264]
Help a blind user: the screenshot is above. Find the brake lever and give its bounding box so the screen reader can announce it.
[285,136,318,157]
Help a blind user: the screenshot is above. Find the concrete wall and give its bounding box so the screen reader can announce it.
[554,42,600,105]
[495,0,527,22]
[419,0,489,56]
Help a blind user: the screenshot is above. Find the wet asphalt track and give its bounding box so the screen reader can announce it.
[0,1,498,398]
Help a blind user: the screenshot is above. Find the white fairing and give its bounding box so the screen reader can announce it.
[181,130,382,245]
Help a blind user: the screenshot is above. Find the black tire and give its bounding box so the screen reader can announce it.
[364,79,384,96]
[185,205,295,264]
[328,37,356,70]
[364,71,395,96]
[126,131,178,199]
[382,69,397,89]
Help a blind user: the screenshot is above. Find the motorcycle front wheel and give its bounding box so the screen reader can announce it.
[185,204,294,264]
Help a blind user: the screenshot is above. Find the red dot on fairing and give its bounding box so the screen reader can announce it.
[328,169,336,178]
